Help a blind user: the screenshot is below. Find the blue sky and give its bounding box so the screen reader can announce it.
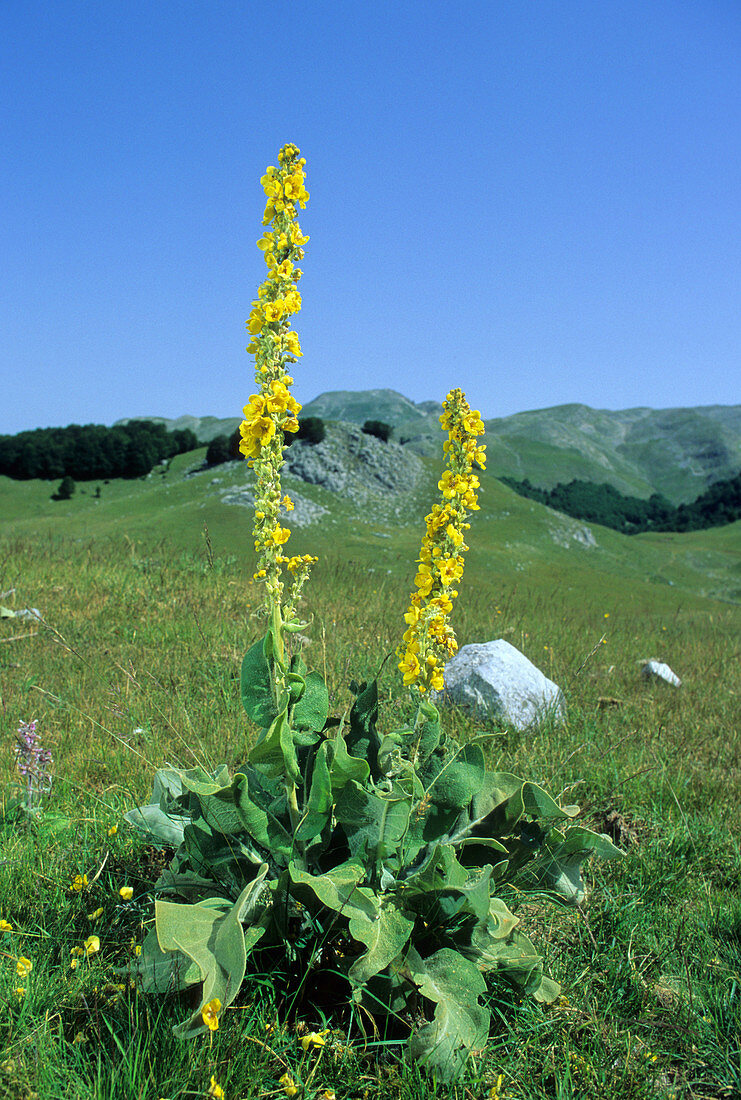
[1,0,739,435]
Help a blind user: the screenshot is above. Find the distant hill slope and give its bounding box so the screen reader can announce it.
[114,414,241,444]
[483,403,741,504]
[114,392,740,505]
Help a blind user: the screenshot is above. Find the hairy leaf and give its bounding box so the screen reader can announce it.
[405,946,489,1081]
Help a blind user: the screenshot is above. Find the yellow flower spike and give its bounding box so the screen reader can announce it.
[207,1077,225,1099]
[239,143,316,639]
[0,919,13,933]
[70,959,78,970]
[134,944,142,957]
[399,389,485,694]
[70,874,88,892]
[16,957,32,978]
[83,935,100,957]
[202,997,222,1032]
[119,886,134,901]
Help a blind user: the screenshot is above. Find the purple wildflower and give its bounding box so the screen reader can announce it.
[14,719,53,807]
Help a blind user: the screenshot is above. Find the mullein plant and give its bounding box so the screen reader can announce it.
[127,144,621,1082]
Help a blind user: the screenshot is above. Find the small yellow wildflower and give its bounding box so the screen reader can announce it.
[319,1092,336,1100]
[119,885,134,901]
[16,957,32,978]
[207,1077,224,1099]
[70,874,88,892]
[107,824,118,836]
[70,959,78,970]
[70,945,84,957]
[87,907,104,921]
[489,1075,505,1100]
[0,919,13,933]
[83,935,100,957]
[134,944,142,957]
[202,997,222,1032]
[300,1029,329,1051]
[13,986,25,1000]
[279,1073,299,1097]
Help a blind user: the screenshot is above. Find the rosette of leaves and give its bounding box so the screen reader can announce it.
[126,627,621,1080]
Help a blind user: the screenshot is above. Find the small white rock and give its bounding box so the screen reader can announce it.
[433,639,565,730]
[641,659,681,687]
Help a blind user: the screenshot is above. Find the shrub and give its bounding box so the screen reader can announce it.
[52,475,75,501]
[362,419,391,442]
[206,435,232,466]
[288,416,325,445]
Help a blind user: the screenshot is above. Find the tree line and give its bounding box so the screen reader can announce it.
[0,421,199,481]
[500,473,741,534]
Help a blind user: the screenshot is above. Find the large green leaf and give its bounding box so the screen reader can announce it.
[334,779,412,864]
[528,825,623,904]
[241,636,278,727]
[328,727,371,792]
[420,743,486,811]
[346,679,381,775]
[124,802,188,846]
[295,741,333,844]
[348,900,414,985]
[405,946,489,1081]
[157,871,269,1038]
[248,708,299,784]
[288,860,378,923]
[292,670,329,733]
[127,926,201,994]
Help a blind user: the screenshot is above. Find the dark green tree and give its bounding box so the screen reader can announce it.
[362,419,391,442]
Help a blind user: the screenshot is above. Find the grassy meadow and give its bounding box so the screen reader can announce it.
[0,454,740,1099]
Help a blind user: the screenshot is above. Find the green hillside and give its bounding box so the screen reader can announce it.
[2,427,739,611]
[107,393,741,504]
[484,403,741,503]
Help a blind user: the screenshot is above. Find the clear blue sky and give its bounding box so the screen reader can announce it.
[2,0,739,435]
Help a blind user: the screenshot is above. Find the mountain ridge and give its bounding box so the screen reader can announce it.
[114,390,741,505]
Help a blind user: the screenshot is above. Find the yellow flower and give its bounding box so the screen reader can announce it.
[70,959,78,970]
[13,986,25,1000]
[207,1077,225,1099]
[0,919,13,933]
[16,957,32,978]
[300,1029,329,1051]
[84,935,100,957]
[319,1092,337,1100]
[399,389,485,693]
[202,997,222,1032]
[70,945,84,957]
[87,907,104,921]
[119,886,134,901]
[134,944,142,957]
[489,1074,506,1100]
[283,331,302,357]
[70,874,88,892]
[279,1073,299,1097]
[107,823,118,836]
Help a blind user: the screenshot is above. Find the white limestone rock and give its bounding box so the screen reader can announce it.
[433,639,565,729]
[641,659,682,687]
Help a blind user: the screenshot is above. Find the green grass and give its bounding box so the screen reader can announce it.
[0,469,740,1098]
